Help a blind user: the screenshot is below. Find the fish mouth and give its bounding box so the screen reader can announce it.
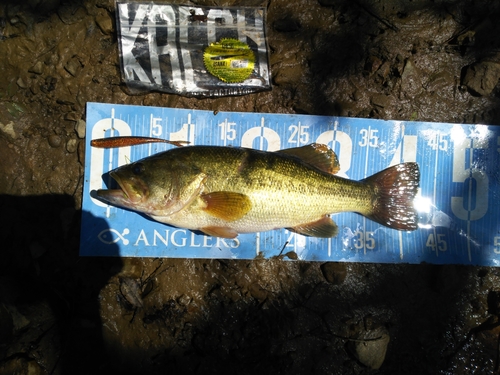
[96,171,145,206]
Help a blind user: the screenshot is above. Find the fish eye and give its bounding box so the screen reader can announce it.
[132,163,145,175]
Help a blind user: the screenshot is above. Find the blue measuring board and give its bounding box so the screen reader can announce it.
[81,102,500,266]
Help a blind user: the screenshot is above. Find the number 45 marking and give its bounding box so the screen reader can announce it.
[494,237,500,254]
[426,233,447,252]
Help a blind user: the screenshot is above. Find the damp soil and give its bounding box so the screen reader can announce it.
[2,0,500,374]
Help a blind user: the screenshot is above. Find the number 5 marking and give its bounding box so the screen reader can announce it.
[451,137,488,221]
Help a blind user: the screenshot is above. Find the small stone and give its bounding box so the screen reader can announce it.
[48,134,62,148]
[65,57,82,77]
[400,58,423,97]
[75,119,86,138]
[320,262,347,285]
[248,282,268,301]
[377,61,391,79]
[28,61,43,74]
[16,77,28,88]
[95,12,114,35]
[177,294,192,306]
[462,60,500,96]
[364,55,383,74]
[65,111,79,122]
[352,90,363,101]
[0,121,17,139]
[66,138,78,153]
[371,93,391,108]
[349,326,390,370]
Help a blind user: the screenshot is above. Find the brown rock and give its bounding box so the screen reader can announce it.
[462,61,500,96]
[320,262,347,285]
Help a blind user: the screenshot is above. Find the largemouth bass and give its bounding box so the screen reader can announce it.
[96,143,420,238]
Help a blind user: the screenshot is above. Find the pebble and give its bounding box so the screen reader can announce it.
[66,138,78,153]
[0,121,17,139]
[95,12,114,35]
[320,262,347,285]
[65,112,79,122]
[364,55,383,74]
[28,61,43,75]
[16,77,27,88]
[463,60,500,96]
[177,294,192,306]
[248,282,268,301]
[371,93,391,108]
[400,58,423,97]
[48,134,62,148]
[349,326,390,370]
[75,119,86,138]
[64,57,82,77]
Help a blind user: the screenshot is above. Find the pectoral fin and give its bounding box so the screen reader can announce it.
[200,191,252,221]
[277,143,340,174]
[201,226,239,239]
[287,216,338,238]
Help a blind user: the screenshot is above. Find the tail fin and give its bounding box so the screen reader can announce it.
[362,162,420,231]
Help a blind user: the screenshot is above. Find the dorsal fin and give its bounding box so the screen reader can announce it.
[277,143,340,174]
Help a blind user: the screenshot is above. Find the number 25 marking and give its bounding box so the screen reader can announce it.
[288,123,310,144]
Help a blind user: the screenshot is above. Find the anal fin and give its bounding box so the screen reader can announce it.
[200,191,252,221]
[287,216,338,238]
[201,226,238,239]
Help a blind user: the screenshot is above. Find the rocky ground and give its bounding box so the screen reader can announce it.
[2,0,500,374]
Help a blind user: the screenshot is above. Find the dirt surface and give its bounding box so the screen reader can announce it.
[2,0,500,374]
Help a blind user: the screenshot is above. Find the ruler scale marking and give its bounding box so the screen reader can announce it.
[81,103,500,265]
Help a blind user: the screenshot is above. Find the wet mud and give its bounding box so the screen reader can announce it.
[2,0,500,374]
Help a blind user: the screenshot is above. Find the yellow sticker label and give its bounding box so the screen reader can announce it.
[204,38,255,83]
